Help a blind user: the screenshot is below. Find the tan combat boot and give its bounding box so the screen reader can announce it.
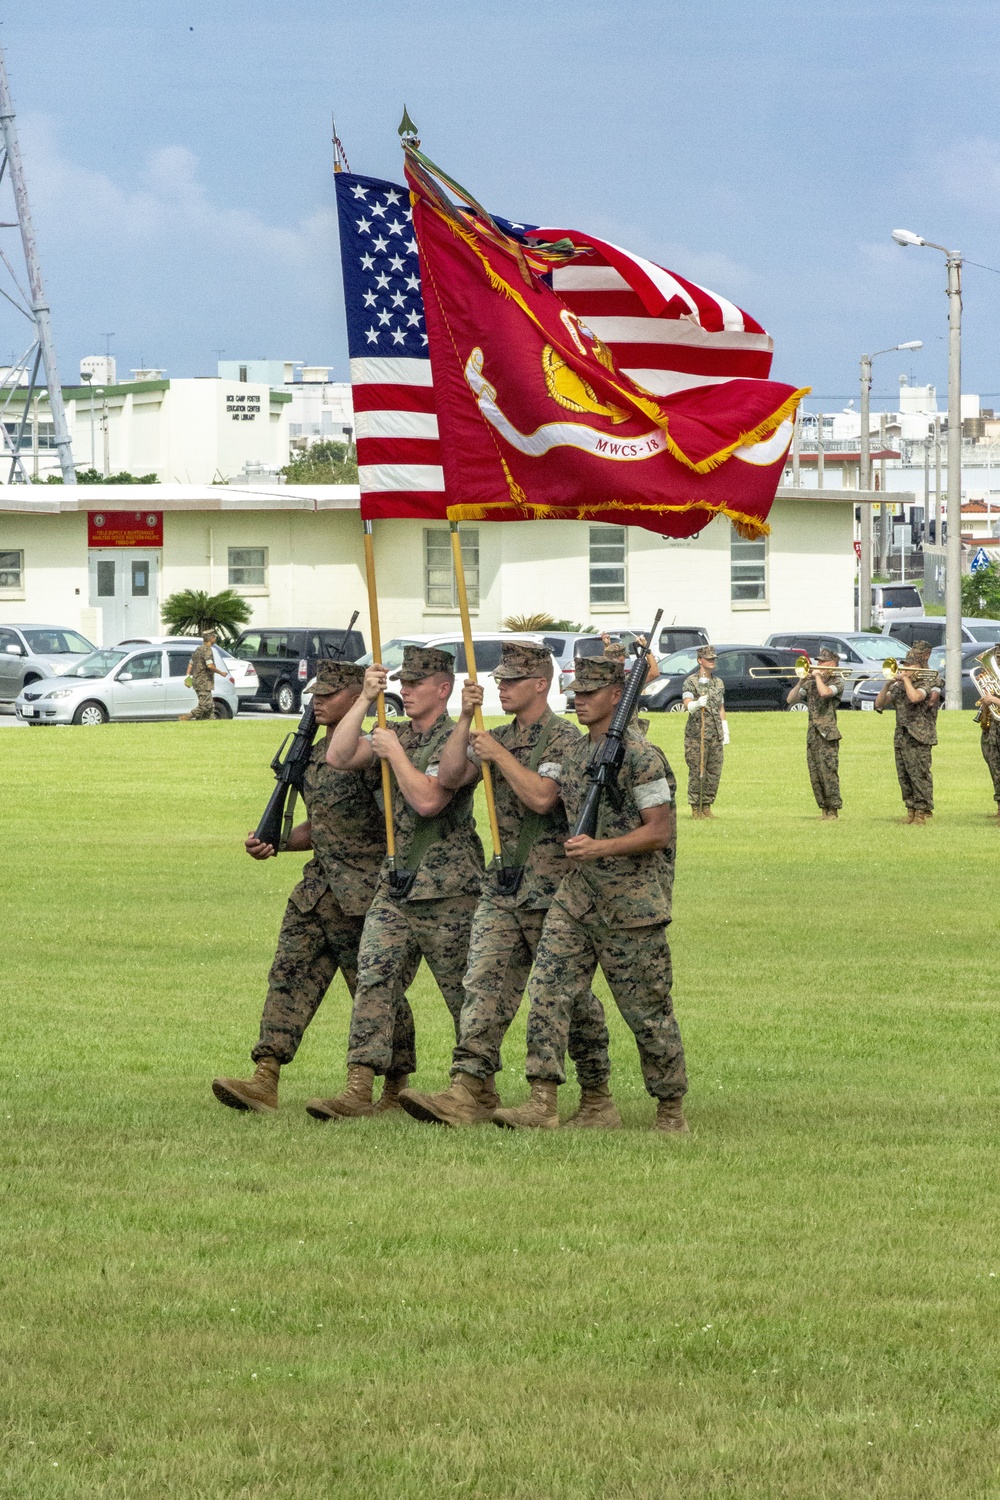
[652,1097,690,1134]
[913,811,927,825]
[690,806,702,819]
[562,1082,622,1129]
[398,1072,500,1127]
[702,806,716,819]
[373,1072,411,1113]
[212,1057,280,1114]
[492,1079,559,1130]
[305,1065,376,1121]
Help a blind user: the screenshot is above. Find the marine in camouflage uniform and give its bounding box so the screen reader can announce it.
[980,696,1000,814]
[398,642,612,1129]
[212,660,415,1114]
[493,655,688,1133]
[682,645,725,815]
[183,632,218,721]
[788,646,843,817]
[314,645,488,1119]
[875,641,942,823]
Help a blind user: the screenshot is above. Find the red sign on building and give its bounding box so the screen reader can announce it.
[87,510,163,548]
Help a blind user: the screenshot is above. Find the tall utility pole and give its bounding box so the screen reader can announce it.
[0,43,75,483]
[859,341,922,628]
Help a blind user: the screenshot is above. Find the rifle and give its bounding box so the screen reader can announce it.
[253,611,359,852]
[570,609,663,840]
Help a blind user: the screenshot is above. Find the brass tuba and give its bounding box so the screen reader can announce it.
[973,647,1000,728]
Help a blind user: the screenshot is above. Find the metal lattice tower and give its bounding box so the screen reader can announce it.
[0,41,74,483]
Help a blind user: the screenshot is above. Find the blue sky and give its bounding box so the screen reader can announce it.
[4,0,1000,411]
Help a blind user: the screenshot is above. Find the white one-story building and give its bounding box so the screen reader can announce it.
[0,483,865,650]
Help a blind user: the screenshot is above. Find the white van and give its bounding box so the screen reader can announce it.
[356,632,567,718]
[869,584,924,627]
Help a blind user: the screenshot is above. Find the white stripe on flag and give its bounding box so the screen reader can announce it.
[552,266,631,292]
[585,316,773,352]
[357,463,446,493]
[355,410,440,440]
[621,369,745,395]
[349,356,435,387]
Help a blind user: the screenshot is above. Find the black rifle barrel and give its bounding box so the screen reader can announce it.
[570,608,664,840]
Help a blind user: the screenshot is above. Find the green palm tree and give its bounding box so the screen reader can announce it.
[160,589,252,646]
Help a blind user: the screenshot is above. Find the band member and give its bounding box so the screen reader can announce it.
[874,640,942,824]
[682,646,727,817]
[977,679,1000,819]
[787,647,843,818]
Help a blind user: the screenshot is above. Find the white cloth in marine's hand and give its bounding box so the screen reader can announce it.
[722,721,730,745]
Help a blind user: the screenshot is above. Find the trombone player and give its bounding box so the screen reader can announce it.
[786,647,843,819]
[874,641,942,824]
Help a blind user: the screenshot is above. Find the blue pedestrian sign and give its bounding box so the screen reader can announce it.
[971,546,991,574]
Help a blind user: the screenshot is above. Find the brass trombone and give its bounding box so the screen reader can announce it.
[747,654,847,680]
[881,656,932,679]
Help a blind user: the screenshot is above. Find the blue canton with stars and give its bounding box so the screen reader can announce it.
[335,173,427,360]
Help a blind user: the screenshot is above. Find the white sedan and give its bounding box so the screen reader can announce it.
[15,643,240,724]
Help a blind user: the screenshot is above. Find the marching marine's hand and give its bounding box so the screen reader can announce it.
[362,664,388,704]
[722,721,730,745]
[245,831,276,860]
[469,727,500,762]
[564,833,603,862]
[370,726,400,762]
[460,680,484,719]
[698,695,708,708]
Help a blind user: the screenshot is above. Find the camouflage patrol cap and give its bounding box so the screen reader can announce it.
[697,644,717,660]
[566,655,626,693]
[493,641,553,679]
[905,640,933,664]
[390,644,456,682]
[603,639,627,661]
[817,646,839,663]
[310,658,364,696]
[202,629,217,642]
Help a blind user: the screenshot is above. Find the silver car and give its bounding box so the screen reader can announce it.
[117,635,259,703]
[15,643,240,725]
[0,622,96,702]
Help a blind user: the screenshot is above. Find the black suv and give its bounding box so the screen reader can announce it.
[642,644,808,712]
[232,626,366,714]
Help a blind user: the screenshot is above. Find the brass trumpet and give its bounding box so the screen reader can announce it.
[882,656,928,679]
[747,654,846,680]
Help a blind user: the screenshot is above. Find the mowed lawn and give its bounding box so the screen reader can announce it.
[3,707,1000,1499]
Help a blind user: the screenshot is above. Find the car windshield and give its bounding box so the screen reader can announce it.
[61,649,127,679]
[965,623,1000,643]
[658,648,702,674]
[929,646,982,670]
[21,629,93,655]
[846,635,900,662]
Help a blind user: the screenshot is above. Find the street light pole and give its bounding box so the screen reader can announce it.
[859,340,922,630]
[892,230,964,706]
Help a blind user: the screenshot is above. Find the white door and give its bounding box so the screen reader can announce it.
[164,649,197,715]
[109,649,167,718]
[89,551,161,644]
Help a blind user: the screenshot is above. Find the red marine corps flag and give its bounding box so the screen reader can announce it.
[401,140,806,540]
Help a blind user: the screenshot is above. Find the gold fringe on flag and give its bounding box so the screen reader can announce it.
[446,497,773,538]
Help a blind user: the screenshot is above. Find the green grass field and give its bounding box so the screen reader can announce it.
[3,708,1000,1499]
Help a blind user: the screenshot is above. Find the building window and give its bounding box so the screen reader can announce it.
[229,547,267,589]
[0,548,23,593]
[97,560,116,597]
[239,365,248,383]
[424,528,479,609]
[589,525,626,606]
[731,531,768,604]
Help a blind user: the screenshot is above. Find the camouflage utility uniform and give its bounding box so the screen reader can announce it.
[882,670,942,814]
[802,673,843,812]
[451,707,611,1088]
[188,641,216,720]
[982,709,1000,805]
[523,723,687,1102]
[346,711,486,1077]
[252,737,416,1068]
[682,671,725,808]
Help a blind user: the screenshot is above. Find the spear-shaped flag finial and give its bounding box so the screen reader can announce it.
[398,106,419,145]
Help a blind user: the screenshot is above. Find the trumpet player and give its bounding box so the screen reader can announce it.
[682,645,727,817]
[874,641,942,825]
[786,647,842,819]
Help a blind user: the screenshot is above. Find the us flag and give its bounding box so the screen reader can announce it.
[335,170,775,517]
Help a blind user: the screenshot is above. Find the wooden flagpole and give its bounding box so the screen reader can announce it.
[450,520,503,870]
[362,519,397,867]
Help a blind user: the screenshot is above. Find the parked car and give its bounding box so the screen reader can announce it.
[354,632,566,718]
[878,617,1000,649]
[15,642,240,725]
[853,643,984,711]
[0,622,95,702]
[117,635,258,702]
[550,627,709,698]
[231,625,367,714]
[640,644,808,713]
[764,632,908,709]
[870,583,924,627]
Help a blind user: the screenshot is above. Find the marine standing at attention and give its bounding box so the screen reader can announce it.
[492,654,688,1133]
[682,645,727,817]
[211,661,416,1114]
[976,669,1000,820]
[315,646,488,1120]
[874,640,942,824]
[786,646,843,819]
[397,642,615,1129]
[180,629,222,721]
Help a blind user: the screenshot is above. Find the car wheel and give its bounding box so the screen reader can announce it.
[212,698,233,720]
[786,701,808,713]
[23,673,41,687]
[72,700,108,726]
[665,699,685,713]
[273,681,298,715]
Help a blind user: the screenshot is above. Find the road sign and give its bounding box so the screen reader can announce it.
[853,540,862,560]
[971,546,991,574]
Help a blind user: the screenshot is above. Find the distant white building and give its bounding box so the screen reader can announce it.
[217,358,354,455]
